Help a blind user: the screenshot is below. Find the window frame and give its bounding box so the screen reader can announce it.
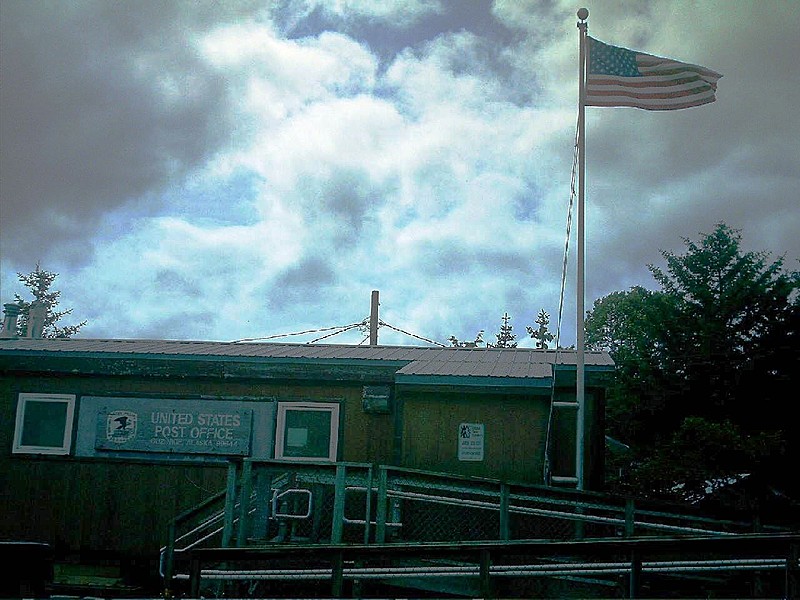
[12,393,77,456]
[274,401,340,462]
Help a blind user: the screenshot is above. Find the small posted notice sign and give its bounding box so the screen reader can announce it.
[458,422,484,462]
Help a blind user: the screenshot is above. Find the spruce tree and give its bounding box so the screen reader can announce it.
[11,264,86,338]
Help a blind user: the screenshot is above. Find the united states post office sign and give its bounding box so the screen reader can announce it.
[94,398,252,455]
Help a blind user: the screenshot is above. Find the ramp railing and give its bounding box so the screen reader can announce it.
[186,533,800,599]
[161,459,786,593]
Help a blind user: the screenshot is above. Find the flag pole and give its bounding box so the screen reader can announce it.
[576,7,589,491]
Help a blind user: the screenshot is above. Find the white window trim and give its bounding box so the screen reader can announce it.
[274,401,340,462]
[13,393,76,455]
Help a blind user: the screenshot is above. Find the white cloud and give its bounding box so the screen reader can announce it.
[3,0,796,350]
[282,0,444,28]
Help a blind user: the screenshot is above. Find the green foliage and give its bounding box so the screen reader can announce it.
[585,287,681,446]
[527,309,555,349]
[631,417,783,502]
[12,264,86,338]
[587,223,799,503]
[448,330,485,348]
[492,313,517,348]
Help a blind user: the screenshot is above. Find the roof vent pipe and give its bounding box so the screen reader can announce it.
[1,303,22,338]
[26,301,47,339]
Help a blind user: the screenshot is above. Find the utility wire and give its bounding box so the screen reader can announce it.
[231,314,451,349]
[543,112,580,485]
[308,321,367,343]
[231,322,365,344]
[378,320,448,347]
[555,114,579,350]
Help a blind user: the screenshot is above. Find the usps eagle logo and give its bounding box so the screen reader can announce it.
[107,410,137,444]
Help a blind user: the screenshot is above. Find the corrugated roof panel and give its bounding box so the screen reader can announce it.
[470,361,497,376]
[395,360,438,376]
[459,349,489,362]
[374,346,417,360]
[0,339,613,379]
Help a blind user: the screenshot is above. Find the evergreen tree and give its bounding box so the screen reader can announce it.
[492,313,518,348]
[10,264,86,338]
[527,309,555,349]
[586,223,799,502]
[649,223,797,426]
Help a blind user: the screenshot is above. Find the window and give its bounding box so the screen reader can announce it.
[274,402,340,462]
[13,393,76,455]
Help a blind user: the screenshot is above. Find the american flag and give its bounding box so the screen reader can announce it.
[586,37,722,111]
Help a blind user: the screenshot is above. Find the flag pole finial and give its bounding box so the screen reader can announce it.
[577,7,588,21]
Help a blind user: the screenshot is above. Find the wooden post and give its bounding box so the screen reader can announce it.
[625,498,635,537]
[163,520,176,596]
[222,460,239,547]
[189,555,201,599]
[499,483,511,541]
[375,467,388,543]
[363,465,374,544]
[480,548,493,599]
[787,541,799,600]
[252,468,273,541]
[628,548,641,599]
[369,290,379,345]
[236,459,253,547]
[331,464,346,544]
[331,549,345,598]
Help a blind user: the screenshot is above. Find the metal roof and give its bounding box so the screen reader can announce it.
[0,338,613,381]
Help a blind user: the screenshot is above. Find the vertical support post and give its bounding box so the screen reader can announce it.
[787,541,799,600]
[222,460,239,547]
[499,483,510,541]
[625,499,635,538]
[331,549,345,598]
[375,466,388,543]
[480,548,493,599]
[575,7,589,491]
[369,290,379,345]
[252,468,273,541]
[236,459,253,547]
[189,555,201,599]
[331,464,346,544]
[628,548,641,599]
[363,465,374,544]
[311,483,325,542]
[163,520,176,595]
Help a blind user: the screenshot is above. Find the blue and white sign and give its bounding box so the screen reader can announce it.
[94,398,253,455]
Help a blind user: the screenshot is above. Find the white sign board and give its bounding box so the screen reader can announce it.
[458,422,484,462]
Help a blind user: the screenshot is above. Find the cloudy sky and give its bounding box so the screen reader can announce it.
[1,0,797,347]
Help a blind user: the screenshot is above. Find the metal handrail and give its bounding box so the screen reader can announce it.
[271,488,312,520]
[162,459,790,595]
[186,533,800,598]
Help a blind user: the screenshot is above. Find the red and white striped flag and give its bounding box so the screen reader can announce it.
[586,37,722,111]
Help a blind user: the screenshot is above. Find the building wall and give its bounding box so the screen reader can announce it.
[1,366,605,561]
[399,389,551,483]
[0,372,395,558]
[399,386,605,487]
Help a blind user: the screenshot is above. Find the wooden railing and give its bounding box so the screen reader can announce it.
[161,459,788,596]
[186,533,800,598]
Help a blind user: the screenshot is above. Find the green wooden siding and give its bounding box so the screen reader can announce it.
[0,373,395,557]
[400,390,551,483]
